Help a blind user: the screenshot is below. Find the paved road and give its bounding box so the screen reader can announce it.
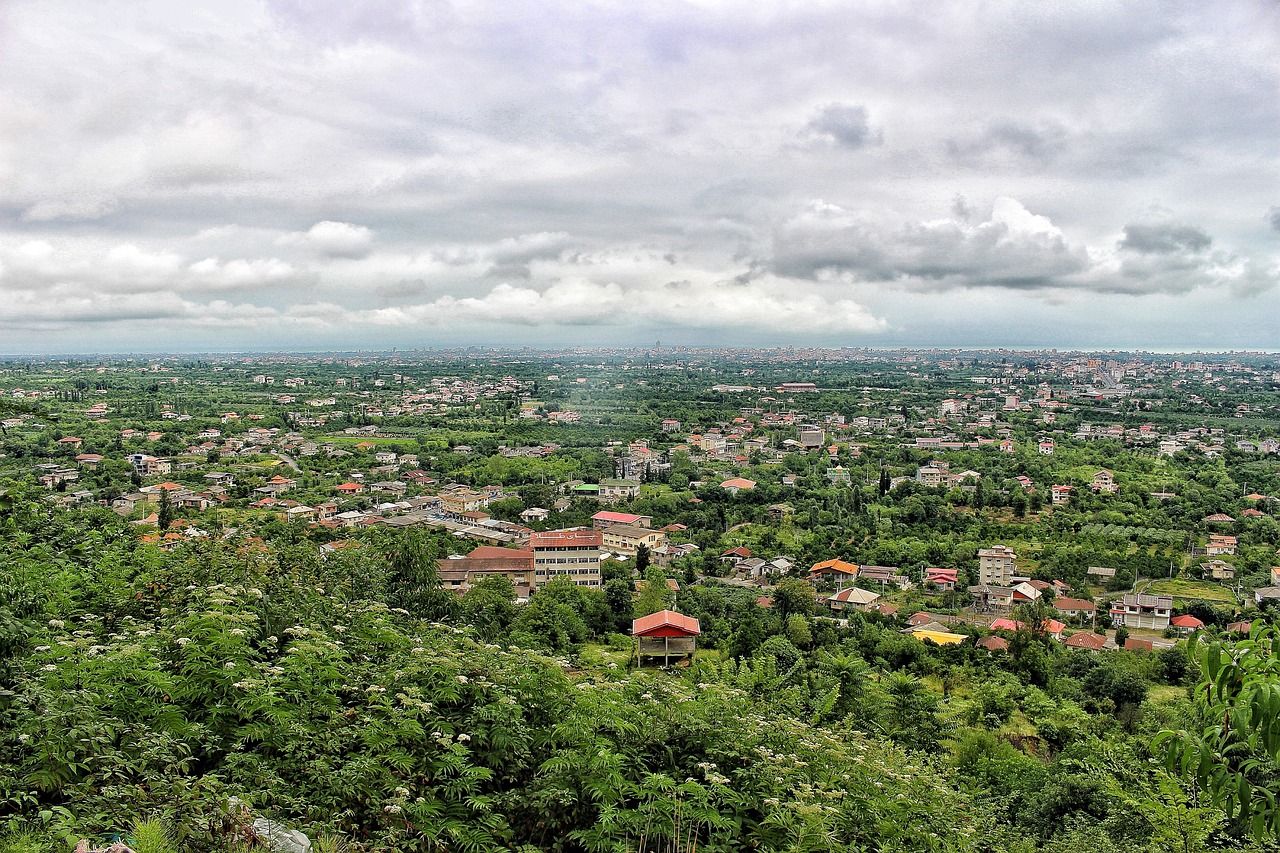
[277,453,302,473]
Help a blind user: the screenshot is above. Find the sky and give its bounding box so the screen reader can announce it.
[1,0,1278,354]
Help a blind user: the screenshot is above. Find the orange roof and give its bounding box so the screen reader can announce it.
[632,610,701,637]
[809,558,859,577]
[720,478,757,489]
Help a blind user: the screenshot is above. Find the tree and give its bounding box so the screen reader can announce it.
[633,566,674,619]
[1158,625,1280,841]
[460,574,516,641]
[773,577,816,620]
[157,489,173,530]
[635,543,651,575]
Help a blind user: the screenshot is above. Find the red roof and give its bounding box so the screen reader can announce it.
[1064,632,1106,650]
[1171,614,1204,629]
[1054,597,1098,612]
[977,636,1008,651]
[632,610,701,637]
[991,617,1065,634]
[593,511,644,524]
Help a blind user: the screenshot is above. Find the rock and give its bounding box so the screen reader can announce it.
[252,818,312,853]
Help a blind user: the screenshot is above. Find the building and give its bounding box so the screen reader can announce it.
[599,479,641,502]
[1054,597,1098,624]
[826,586,881,612]
[591,510,652,530]
[1109,594,1173,630]
[924,567,958,590]
[808,559,859,587]
[1200,559,1235,580]
[531,529,602,587]
[969,584,1016,614]
[1206,534,1237,556]
[440,545,538,597]
[1092,470,1118,493]
[601,524,668,555]
[978,545,1017,586]
[632,610,700,666]
[797,426,826,447]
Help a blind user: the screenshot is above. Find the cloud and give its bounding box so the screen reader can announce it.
[770,197,1088,290]
[279,221,376,259]
[1,2,1278,350]
[804,104,877,149]
[946,120,1069,164]
[1118,223,1212,254]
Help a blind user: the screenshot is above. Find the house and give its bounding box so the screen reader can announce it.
[1110,594,1173,630]
[520,507,551,523]
[1206,534,1237,556]
[976,635,1009,652]
[1200,560,1235,580]
[632,610,700,665]
[1203,513,1235,525]
[1064,632,1107,651]
[969,584,1016,614]
[1256,587,1280,605]
[808,559,859,587]
[720,546,752,562]
[916,465,947,488]
[1038,439,1055,455]
[592,510,652,529]
[859,565,907,589]
[1054,598,1098,623]
[719,478,757,493]
[1086,566,1116,582]
[661,419,681,432]
[911,628,968,646]
[978,545,1017,586]
[924,567,958,590]
[991,617,1065,640]
[869,602,900,618]
[335,482,365,495]
[1091,470,1118,493]
[1050,485,1074,505]
[1170,614,1205,635]
[599,479,642,502]
[826,586,881,612]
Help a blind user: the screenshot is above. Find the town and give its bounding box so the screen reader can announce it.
[3,346,1280,852]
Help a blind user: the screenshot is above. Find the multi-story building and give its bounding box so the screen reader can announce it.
[978,545,1017,586]
[531,529,602,587]
[1109,594,1173,630]
[601,524,667,555]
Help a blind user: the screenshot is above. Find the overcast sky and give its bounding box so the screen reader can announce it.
[1,0,1278,354]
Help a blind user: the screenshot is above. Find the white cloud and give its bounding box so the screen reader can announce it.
[278,221,376,259]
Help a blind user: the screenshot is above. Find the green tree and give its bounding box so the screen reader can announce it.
[773,577,816,619]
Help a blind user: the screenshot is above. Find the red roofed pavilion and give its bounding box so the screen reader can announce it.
[632,610,701,666]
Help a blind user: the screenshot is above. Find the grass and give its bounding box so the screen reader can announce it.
[1143,578,1237,604]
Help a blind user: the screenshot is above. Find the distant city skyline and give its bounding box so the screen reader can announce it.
[1,1,1277,354]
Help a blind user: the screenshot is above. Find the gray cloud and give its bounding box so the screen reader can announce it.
[1118,223,1212,254]
[0,0,1277,351]
[805,104,877,149]
[946,120,1069,164]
